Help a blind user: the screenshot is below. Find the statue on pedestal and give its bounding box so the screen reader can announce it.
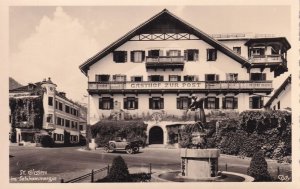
[187,94,206,124]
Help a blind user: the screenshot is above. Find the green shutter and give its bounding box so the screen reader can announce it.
[177,98,180,109]
[260,97,264,108]
[123,98,127,109]
[195,49,199,61]
[204,98,208,109]
[99,98,103,109]
[135,98,138,109]
[110,98,114,109]
[124,51,127,62]
[178,76,181,81]
[130,51,134,62]
[215,98,219,109]
[262,73,266,80]
[216,75,219,81]
[249,97,253,109]
[160,98,164,109]
[142,51,145,61]
[222,97,225,109]
[214,49,217,60]
[184,50,187,60]
[234,97,238,109]
[149,98,153,109]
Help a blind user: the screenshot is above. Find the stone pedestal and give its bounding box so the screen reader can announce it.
[89,138,98,150]
[180,149,220,179]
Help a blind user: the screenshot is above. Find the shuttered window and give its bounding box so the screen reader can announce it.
[177,97,191,109]
[130,51,145,62]
[184,49,199,61]
[99,97,114,110]
[123,97,138,110]
[222,97,238,109]
[149,97,164,110]
[207,49,217,61]
[249,96,263,109]
[113,51,127,63]
[204,97,219,109]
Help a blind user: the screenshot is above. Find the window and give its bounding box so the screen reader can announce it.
[148,49,161,57]
[65,105,70,113]
[177,97,191,109]
[46,114,53,123]
[277,101,280,109]
[54,133,64,141]
[113,51,127,63]
[55,101,58,109]
[226,73,238,81]
[204,97,219,109]
[124,97,138,110]
[99,97,114,110]
[251,48,265,56]
[113,74,126,82]
[183,75,198,81]
[233,47,241,55]
[149,97,164,110]
[169,75,181,81]
[65,120,70,127]
[167,50,181,56]
[48,97,53,106]
[131,76,143,82]
[207,49,217,61]
[222,97,238,109]
[56,117,64,126]
[96,74,110,82]
[205,74,219,81]
[148,75,164,81]
[79,125,83,131]
[131,51,145,62]
[250,73,266,81]
[184,49,199,61]
[59,102,63,111]
[249,96,263,109]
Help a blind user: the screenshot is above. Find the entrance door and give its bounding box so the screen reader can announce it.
[149,126,163,144]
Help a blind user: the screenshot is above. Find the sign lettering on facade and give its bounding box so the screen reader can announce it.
[130,82,204,89]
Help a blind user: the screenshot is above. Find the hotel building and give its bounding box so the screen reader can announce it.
[9,78,85,145]
[79,9,290,146]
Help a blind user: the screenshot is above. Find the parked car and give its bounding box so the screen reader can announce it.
[104,138,142,154]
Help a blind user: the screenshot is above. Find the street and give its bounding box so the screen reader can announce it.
[9,146,291,182]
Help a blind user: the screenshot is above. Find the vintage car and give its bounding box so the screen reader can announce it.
[104,137,142,154]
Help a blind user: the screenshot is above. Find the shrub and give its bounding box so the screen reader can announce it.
[107,156,131,182]
[247,151,272,181]
[130,173,151,182]
[40,135,54,147]
[91,120,147,147]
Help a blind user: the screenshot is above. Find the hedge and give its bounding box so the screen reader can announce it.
[216,111,290,162]
[91,120,147,147]
[178,110,291,162]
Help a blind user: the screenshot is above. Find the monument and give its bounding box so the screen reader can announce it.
[181,94,220,180]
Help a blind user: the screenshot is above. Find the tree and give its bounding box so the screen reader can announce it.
[247,150,272,181]
[108,156,131,182]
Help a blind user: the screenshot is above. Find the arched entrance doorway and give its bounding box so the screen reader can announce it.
[149,126,164,144]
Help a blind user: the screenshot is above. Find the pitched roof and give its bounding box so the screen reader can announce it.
[264,74,291,108]
[79,9,252,76]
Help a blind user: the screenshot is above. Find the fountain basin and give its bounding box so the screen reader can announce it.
[152,170,254,182]
[181,148,220,178]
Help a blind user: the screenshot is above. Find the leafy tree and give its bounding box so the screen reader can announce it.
[247,151,272,181]
[108,156,131,182]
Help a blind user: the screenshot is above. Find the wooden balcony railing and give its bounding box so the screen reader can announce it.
[88,80,272,91]
[250,54,283,64]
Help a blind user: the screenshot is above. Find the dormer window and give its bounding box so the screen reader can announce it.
[113,51,127,63]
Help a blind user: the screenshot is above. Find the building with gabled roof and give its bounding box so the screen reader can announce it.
[264,74,291,111]
[79,9,290,146]
[9,78,86,145]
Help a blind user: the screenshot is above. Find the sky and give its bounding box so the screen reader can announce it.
[9,5,291,102]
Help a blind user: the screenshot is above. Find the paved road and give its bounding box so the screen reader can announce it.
[9,146,291,182]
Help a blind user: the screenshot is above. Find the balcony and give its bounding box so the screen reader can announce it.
[88,80,273,94]
[250,54,284,65]
[145,56,185,70]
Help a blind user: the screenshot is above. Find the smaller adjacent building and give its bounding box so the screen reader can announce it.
[9,78,86,145]
[264,74,291,110]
